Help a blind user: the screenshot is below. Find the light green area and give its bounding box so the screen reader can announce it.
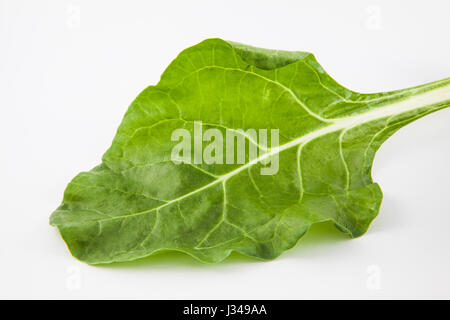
[50,38,450,264]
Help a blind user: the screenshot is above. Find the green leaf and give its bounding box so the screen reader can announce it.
[50,38,450,264]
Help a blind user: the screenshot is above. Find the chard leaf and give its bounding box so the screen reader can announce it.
[50,39,450,264]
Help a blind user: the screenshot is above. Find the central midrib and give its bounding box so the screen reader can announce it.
[98,83,450,222]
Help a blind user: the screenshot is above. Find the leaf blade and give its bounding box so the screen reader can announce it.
[50,39,450,264]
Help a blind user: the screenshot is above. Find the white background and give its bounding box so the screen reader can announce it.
[1,0,449,299]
